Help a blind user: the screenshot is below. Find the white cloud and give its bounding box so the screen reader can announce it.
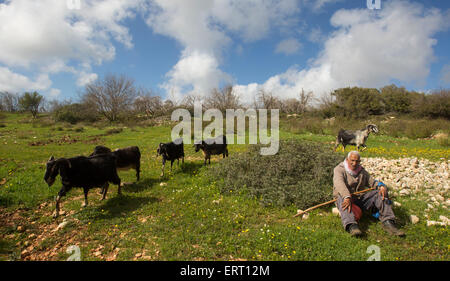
[0,67,51,93]
[310,0,345,11]
[236,0,449,104]
[161,51,232,102]
[145,0,302,100]
[76,71,99,87]
[0,0,141,94]
[307,27,326,43]
[275,38,302,55]
[48,88,61,98]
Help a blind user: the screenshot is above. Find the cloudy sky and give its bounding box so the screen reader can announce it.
[0,0,449,104]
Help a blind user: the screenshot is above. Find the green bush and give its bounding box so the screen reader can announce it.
[210,140,342,210]
[54,103,99,124]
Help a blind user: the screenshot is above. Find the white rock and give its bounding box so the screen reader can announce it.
[399,189,410,196]
[439,215,449,225]
[393,201,402,207]
[302,213,310,220]
[53,221,69,232]
[427,220,446,227]
[410,215,419,224]
[332,207,340,217]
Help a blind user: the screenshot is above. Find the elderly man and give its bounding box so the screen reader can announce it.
[333,151,405,237]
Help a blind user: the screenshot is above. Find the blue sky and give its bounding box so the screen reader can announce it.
[0,0,449,105]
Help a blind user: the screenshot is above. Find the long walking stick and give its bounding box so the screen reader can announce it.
[293,187,376,217]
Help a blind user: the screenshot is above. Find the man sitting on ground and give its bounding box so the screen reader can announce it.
[333,151,405,237]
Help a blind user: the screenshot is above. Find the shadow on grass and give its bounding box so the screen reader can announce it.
[121,177,160,193]
[92,195,160,220]
[158,161,205,179]
[179,161,204,175]
[357,204,410,238]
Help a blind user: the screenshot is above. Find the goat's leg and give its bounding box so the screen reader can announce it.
[117,180,122,196]
[170,160,174,172]
[160,158,166,177]
[101,183,109,200]
[136,162,140,181]
[334,136,340,152]
[82,187,89,207]
[53,195,62,219]
[53,186,68,218]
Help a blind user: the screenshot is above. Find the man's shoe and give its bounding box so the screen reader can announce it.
[346,223,362,236]
[381,220,405,236]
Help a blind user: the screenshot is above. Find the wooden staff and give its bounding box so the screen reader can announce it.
[293,187,376,217]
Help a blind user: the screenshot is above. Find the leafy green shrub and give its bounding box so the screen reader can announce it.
[54,103,99,124]
[210,140,342,210]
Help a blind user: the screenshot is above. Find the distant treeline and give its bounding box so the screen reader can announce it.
[317,85,449,119]
[1,74,449,123]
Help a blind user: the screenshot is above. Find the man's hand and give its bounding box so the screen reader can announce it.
[378,186,387,201]
[342,197,352,213]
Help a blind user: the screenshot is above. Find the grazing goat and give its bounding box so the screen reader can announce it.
[194,135,228,165]
[90,145,141,181]
[334,124,379,152]
[44,154,121,218]
[157,138,185,177]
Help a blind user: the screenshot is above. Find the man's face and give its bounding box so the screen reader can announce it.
[348,154,361,170]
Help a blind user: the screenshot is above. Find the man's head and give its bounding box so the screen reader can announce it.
[346,151,361,170]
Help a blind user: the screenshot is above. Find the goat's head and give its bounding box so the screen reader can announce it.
[193,140,204,152]
[44,156,71,186]
[157,143,166,157]
[367,124,379,133]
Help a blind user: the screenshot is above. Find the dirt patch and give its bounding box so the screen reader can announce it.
[0,205,87,261]
[28,135,103,146]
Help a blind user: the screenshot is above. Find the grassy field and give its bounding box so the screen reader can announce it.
[0,112,449,261]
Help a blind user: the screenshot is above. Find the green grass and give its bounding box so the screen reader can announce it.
[0,112,449,261]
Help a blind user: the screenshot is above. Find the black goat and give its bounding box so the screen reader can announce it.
[90,145,141,181]
[157,138,184,177]
[194,135,228,165]
[44,154,121,218]
[334,124,379,152]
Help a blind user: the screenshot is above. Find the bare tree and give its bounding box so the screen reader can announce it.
[82,74,137,122]
[298,88,313,114]
[181,93,204,113]
[134,89,163,118]
[256,89,281,110]
[204,85,241,112]
[282,98,302,114]
[319,91,335,109]
[0,91,19,112]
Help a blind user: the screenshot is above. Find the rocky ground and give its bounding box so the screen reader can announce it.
[360,157,449,226]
